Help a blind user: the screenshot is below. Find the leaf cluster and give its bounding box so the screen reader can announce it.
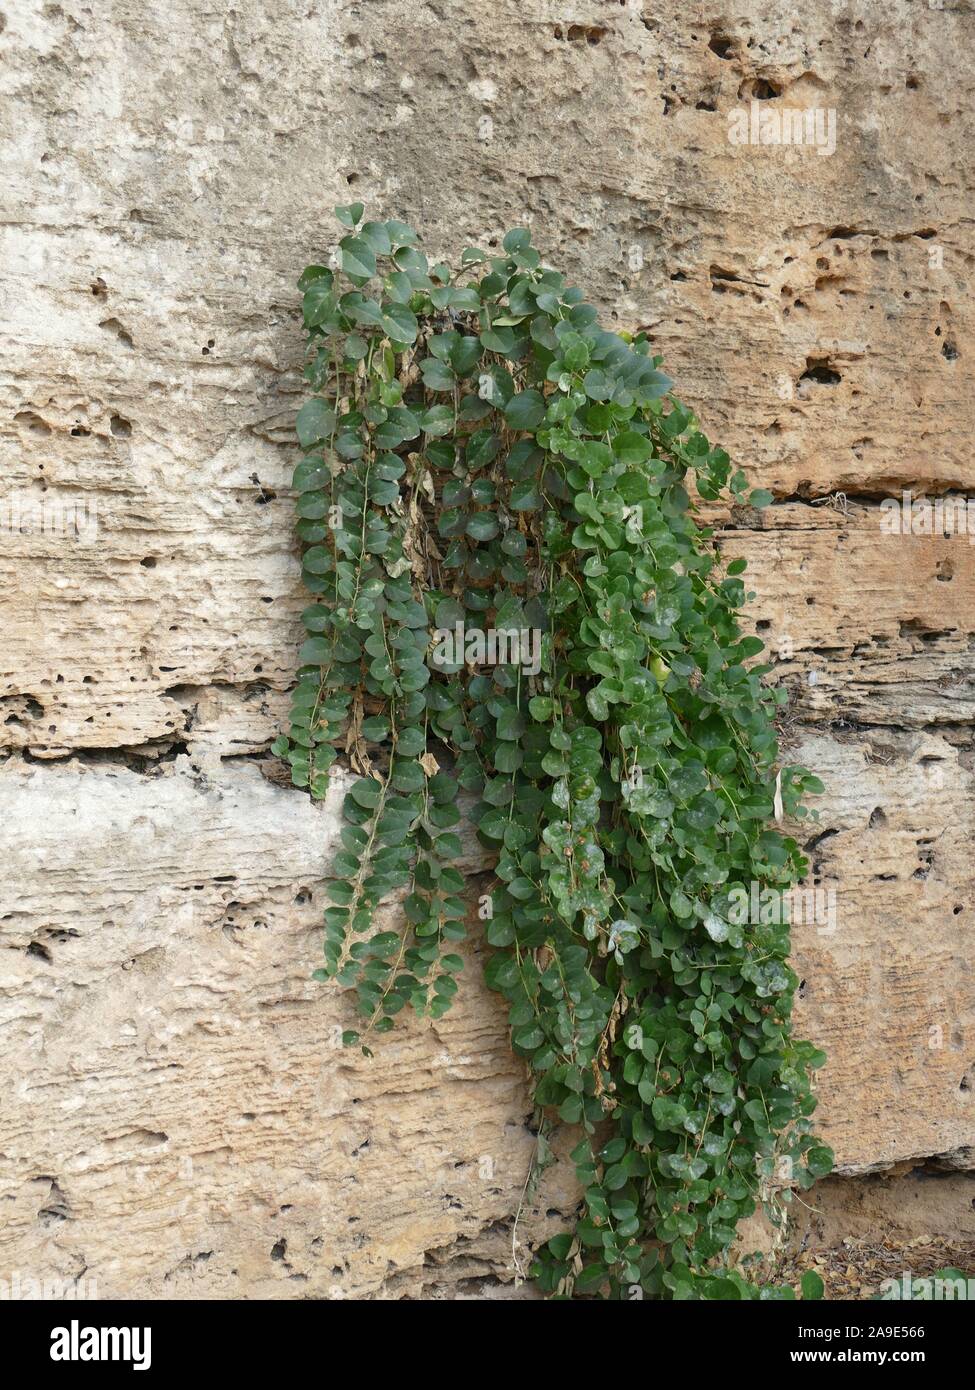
[274,207,832,1298]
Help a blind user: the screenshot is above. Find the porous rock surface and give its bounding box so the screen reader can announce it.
[0,0,972,1297]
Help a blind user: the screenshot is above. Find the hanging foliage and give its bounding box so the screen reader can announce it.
[273,208,832,1299]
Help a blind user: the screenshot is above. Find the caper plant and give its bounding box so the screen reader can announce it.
[274,207,832,1300]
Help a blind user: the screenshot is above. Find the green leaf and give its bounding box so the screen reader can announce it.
[613,430,653,465]
[382,303,419,344]
[334,202,365,228]
[340,236,377,279]
[296,399,334,448]
[298,636,330,665]
[502,228,532,254]
[466,512,499,542]
[805,1145,834,1179]
[505,389,546,431]
[349,778,381,810]
[510,480,541,511]
[359,220,392,255]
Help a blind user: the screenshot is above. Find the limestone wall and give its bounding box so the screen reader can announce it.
[1,0,972,1297]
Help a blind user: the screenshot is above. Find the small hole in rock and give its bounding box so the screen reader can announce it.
[799,358,842,386]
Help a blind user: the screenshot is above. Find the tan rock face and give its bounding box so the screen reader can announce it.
[0,2,972,1296]
[0,761,574,1298]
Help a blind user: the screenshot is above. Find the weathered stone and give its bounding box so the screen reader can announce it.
[0,759,575,1298]
[1,0,973,1297]
[790,733,975,1174]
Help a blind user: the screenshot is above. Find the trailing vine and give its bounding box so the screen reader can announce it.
[274,208,833,1300]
